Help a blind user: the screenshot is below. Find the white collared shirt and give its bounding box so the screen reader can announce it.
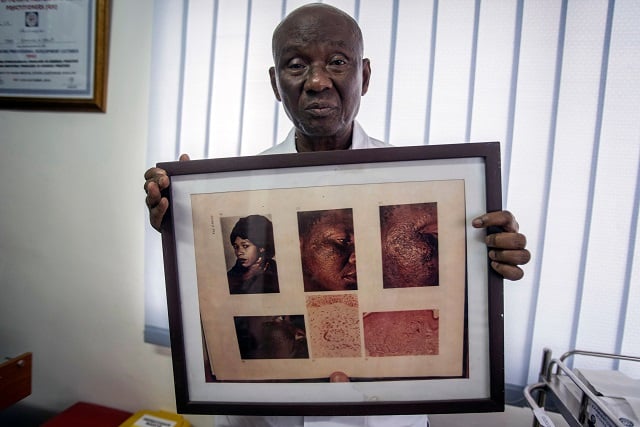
[260,121,388,155]
[215,414,429,427]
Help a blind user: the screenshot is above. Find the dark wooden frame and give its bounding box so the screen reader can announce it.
[159,142,504,415]
[0,0,110,112]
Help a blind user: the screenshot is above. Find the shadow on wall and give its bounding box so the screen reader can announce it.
[0,402,57,426]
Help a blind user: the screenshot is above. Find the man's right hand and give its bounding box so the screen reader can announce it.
[144,153,190,232]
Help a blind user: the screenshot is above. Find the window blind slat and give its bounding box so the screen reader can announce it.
[387,1,433,147]
[503,0,564,387]
[357,0,395,141]
[469,1,518,149]
[207,1,250,158]
[180,0,216,159]
[428,0,476,144]
[240,1,285,155]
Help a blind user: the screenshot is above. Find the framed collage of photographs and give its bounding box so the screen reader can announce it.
[159,142,505,415]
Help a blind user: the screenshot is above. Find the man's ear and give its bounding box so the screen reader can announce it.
[361,58,371,96]
[269,67,282,101]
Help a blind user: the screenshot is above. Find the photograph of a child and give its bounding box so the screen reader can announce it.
[224,214,280,295]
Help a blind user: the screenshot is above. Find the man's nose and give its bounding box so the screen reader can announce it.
[348,249,356,264]
[304,64,332,92]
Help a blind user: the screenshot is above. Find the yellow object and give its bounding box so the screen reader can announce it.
[119,409,191,427]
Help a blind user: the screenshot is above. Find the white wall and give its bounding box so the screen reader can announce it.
[0,1,205,425]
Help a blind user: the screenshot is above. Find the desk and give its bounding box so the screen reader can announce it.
[0,352,32,410]
[42,402,133,427]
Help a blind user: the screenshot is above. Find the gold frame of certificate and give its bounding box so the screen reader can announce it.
[159,143,505,416]
[0,0,110,112]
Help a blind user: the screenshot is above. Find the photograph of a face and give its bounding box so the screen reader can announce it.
[233,315,309,360]
[298,208,357,292]
[222,215,280,295]
[190,179,466,382]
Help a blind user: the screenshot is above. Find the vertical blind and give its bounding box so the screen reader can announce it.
[144,0,640,400]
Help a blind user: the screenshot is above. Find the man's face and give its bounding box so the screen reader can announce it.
[269,7,370,141]
[299,209,357,291]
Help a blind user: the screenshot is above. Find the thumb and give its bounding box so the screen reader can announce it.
[179,153,191,161]
[329,371,350,382]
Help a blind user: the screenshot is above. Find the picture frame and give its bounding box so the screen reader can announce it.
[0,0,110,112]
[159,142,504,416]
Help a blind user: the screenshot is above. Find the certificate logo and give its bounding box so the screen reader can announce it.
[25,12,39,28]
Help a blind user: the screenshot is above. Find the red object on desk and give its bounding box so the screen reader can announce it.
[42,402,133,427]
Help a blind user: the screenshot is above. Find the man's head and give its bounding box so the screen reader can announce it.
[269,3,371,151]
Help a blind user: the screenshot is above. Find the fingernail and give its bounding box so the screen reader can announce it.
[472,217,483,227]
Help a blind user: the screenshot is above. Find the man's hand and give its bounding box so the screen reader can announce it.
[144,153,190,232]
[329,371,350,382]
[472,210,531,281]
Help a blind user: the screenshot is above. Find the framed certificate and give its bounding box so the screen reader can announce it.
[0,0,110,111]
[159,143,505,415]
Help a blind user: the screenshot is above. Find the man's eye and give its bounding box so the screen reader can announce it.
[328,56,348,67]
[287,62,306,70]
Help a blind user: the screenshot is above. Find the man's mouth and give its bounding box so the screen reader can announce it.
[305,103,336,116]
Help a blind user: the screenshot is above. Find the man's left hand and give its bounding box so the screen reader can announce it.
[472,210,531,281]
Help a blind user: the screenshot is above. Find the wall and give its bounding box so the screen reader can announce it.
[0,1,202,425]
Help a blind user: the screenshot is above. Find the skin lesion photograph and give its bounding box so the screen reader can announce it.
[222,214,280,295]
[297,208,357,292]
[380,202,439,288]
[363,309,439,357]
[233,315,309,360]
[306,294,361,358]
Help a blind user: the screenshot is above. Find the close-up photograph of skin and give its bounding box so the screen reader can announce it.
[297,208,358,292]
[380,202,439,288]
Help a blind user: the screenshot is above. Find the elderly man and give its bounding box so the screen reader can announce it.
[144,3,530,427]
